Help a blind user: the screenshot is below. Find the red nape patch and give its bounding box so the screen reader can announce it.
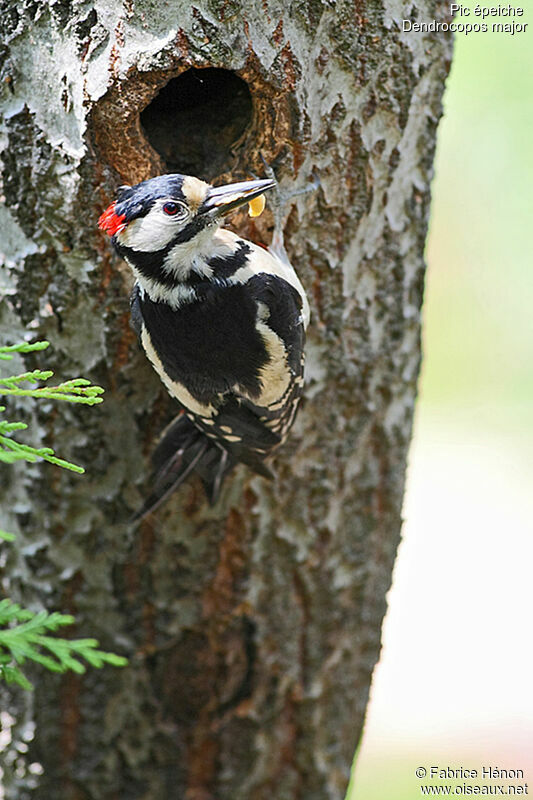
[98,202,127,236]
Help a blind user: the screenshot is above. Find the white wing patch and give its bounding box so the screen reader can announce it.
[253,321,292,407]
[213,229,310,327]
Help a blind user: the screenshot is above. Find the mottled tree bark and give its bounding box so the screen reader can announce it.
[0,1,451,798]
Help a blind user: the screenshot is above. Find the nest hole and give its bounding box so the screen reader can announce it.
[140,68,253,180]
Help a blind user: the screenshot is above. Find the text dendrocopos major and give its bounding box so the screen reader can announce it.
[98,172,309,517]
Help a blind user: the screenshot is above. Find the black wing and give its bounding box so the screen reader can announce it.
[245,273,306,379]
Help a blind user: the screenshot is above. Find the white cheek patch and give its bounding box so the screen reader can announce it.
[117,197,193,253]
[118,208,178,252]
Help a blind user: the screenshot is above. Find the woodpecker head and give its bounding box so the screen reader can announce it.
[98,173,274,256]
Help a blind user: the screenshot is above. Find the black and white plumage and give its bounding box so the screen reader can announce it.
[99,173,309,516]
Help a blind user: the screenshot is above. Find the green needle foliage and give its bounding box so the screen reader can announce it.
[0,340,104,473]
[0,600,127,690]
[1,340,127,689]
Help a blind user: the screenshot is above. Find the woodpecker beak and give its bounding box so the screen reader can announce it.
[202,178,276,220]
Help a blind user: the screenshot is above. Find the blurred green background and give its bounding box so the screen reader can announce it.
[347,20,533,800]
[422,23,532,431]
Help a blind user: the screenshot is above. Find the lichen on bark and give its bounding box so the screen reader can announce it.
[0,1,451,798]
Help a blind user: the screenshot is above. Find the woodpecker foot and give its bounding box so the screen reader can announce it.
[259,156,319,265]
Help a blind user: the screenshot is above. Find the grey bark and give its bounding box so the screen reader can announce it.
[0,1,451,798]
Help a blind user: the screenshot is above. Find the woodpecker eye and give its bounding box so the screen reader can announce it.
[162,201,187,218]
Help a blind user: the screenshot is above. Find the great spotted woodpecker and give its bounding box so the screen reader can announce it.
[99,173,309,517]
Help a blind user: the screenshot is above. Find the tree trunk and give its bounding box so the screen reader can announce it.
[0,2,451,798]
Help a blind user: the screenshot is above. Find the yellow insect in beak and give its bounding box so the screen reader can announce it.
[203,178,275,220]
[248,194,266,218]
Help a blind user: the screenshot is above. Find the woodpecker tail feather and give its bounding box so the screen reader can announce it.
[131,414,274,522]
[130,418,207,522]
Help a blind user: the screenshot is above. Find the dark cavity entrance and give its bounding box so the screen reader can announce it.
[141,68,253,180]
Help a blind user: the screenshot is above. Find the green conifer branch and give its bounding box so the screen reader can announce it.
[0,341,104,471]
[0,600,127,689]
[0,341,50,360]
[1,340,127,689]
